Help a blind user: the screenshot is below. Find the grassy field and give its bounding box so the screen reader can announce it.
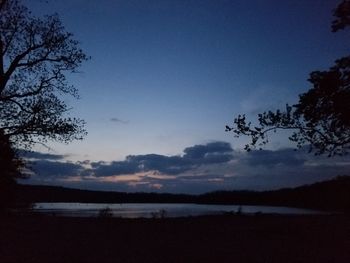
[0,214,349,263]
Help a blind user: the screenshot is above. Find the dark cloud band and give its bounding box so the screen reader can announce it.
[21,142,350,193]
[91,141,234,176]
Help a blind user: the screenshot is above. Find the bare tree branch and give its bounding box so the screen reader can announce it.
[0,0,88,149]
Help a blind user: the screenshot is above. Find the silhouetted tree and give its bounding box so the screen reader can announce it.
[0,130,24,182]
[0,129,26,210]
[226,1,350,157]
[0,0,88,207]
[0,0,88,150]
[332,0,350,31]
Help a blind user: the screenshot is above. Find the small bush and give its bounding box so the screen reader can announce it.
[151,209,167,219]
[98,207,113,218]
[236,206,243,215]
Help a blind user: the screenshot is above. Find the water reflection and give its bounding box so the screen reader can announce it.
[33,203,326,218]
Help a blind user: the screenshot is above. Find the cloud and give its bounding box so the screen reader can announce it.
[20,142,350,194]
[91,142,234,176]
[183,142,233,164]
[30,160,85,178]
[125,154,190,175]
[19,150,66,160]
[110,117,129,124]
[243,148,305,167]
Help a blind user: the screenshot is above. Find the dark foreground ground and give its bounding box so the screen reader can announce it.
[0,214,349,263]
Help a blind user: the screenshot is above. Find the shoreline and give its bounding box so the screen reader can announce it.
[28,202,334,219]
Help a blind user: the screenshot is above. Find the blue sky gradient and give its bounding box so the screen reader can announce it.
[21,0,350,192]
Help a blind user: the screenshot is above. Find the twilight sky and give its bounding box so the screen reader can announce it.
[20,0,350,193]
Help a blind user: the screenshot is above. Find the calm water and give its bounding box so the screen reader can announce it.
[33,203,326,218]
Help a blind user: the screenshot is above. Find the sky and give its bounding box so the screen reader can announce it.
[19,0,350,193]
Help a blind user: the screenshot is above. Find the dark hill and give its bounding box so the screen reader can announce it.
[198,176,350,212]
[15,175,350,212]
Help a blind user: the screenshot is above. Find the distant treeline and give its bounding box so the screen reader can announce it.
[15,176,350,213]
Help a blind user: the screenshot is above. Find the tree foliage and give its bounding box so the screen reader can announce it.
[0,0,88,149]
[332,0,350,32]
[226,1,350,156]
[0,129,25,209]
[0,130,25,184]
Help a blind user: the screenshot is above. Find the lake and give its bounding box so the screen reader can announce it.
[32,203,326,218]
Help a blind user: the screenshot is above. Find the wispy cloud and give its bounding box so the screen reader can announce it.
[110,117,129,124]
[19,150,67,160]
